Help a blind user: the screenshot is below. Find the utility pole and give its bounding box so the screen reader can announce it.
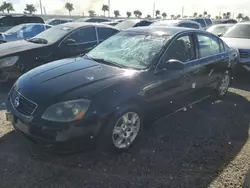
[108,0,110,17]
[43,6,46,15]
[153,2,155,18]
[39,0,43,15]
[181,6,184,18]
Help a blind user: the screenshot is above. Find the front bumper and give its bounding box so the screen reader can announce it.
[10,115,99,152]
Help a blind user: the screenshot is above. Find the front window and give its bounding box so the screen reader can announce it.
[29,25,74,44]
[223,24,250,39]
[87,32,170,69]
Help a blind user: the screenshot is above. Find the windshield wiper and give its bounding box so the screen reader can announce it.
[88,57,126,68]
[27,38,48,44]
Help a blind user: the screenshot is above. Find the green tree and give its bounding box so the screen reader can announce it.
[0,5,5,13]
[176,14,181,18]
[146,14,151,18]
[203,11,207,17]
[102,4,109,16]
[155,10,160,17]
[137,10,142,18]
[207,14,211,18]
[2,2,14,13]
[134,10,140,17]
[88,10,95,17]
[24,4,36,14]
[215,16,219,19]
[65,2,74,15]
[243,16,249,21]
[226,12,231,18]
[113,10,120,17]
[237,13,243,19]
[198,14,203,17]
[162,12,167,19]
[171,14,175,19]
[193,12,197,17]
[126,11,131,18]
[222,13,226,19]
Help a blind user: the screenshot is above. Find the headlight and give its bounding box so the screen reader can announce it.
[41,99,91,122]
[0,56,19,68]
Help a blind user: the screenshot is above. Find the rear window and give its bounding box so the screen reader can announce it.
[0,16,44,27]
[193,19,206,27]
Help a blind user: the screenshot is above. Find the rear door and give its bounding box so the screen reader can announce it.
[195,33,228,91]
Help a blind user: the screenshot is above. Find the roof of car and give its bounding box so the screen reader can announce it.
[59,22,120,30]
[237,21,250,25]
[153,19,200,25]
[125,26,197,36]
[210,23,234,27]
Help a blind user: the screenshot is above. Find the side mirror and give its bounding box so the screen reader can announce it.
[217,33,223,37]
[64,39,76,46]
[165,59,185,69]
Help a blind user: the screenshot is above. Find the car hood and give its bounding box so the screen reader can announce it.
[0,39,46,57]
[221,37,250,49]
[16,57,135,105]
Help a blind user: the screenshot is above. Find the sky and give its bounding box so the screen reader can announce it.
[3,0,250,18]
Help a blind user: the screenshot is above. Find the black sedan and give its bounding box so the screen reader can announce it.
[0,22,119,82]
[6,27,238,152]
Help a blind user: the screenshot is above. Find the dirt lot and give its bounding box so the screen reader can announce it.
[1,78,250,188]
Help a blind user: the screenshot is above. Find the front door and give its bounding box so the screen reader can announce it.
[59,26,98,58]
[144,34,200,118]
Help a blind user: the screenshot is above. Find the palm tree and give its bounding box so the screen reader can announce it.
[65,2,74,15]
[0,5,5,13]
[215,16,219,19]
[222,13,226,19]
[126,11,131,18]
[146,14,151,18]
[176,14,181,18]
[207,14,211,18]
[203,11,207,17]
[155,10,160,17]
[88,10,95,17]
[102,4,109,16]
[218,16,222,19]
[226,12,231,19]
[134,10,140,17]
[237,13,243,19]
[2,2,14,13]
[193,12,197,17]
[24,4,36,14]
[113,10,120,17]
[243,16,249,21]
[138,10,142,18]
[198,14,203,17]
[170,14,175,19]
[162,12,167,19]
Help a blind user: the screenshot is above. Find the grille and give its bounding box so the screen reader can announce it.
[239,51,249,59]
[10,89,37,117]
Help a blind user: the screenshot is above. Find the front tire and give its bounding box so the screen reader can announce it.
[97,106,143,153]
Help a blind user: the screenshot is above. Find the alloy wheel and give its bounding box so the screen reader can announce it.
[112,112,141,149]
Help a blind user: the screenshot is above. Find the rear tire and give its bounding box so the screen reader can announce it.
[215,70,231,98]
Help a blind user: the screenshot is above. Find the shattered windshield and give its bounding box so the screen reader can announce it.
[87,32,170,69]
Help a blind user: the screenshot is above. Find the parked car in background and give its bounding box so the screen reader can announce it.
[0,23,52,43]
[0,22,119,82]
[0,15,44,32]
[207,24,234,36]
[221,22,250,72]
[115,19,142,30]
[151,20,203,30]
[6,26,237,152]
[212,19,237,25]
[182,17,213,30]
[75,17,111,23]
[133,19,156,27]
[102,21,120,26]
[45,18,73,26]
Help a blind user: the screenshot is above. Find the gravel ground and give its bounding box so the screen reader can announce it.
[1,78,250,188]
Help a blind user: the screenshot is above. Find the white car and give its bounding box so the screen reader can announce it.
[150,20,203,30]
